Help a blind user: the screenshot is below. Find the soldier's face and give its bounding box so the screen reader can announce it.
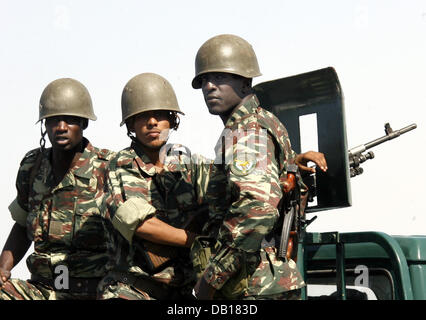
[131,110,171,150]
[45,115,84,151]
[200,72,247,117]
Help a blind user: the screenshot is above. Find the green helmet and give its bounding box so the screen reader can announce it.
[38,78,96,122]
[120,72,184,126]
[192,34,262,89]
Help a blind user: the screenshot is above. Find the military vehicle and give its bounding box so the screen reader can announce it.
[253,67,424,300]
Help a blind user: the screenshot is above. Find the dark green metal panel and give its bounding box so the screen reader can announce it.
[306,234,426,262]
[394,236,426,300]
[408,264,426,300]
[253,67,351,213]
[393,236,426,261]
[308,241,389,260]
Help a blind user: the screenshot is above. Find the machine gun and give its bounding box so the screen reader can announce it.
[348,123,417,177]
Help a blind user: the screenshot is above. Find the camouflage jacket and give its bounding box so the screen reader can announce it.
[200,94,306,298]
[101,142,211,291]
[8,138,115,280]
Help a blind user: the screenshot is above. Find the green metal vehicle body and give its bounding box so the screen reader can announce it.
[299,232,426,300]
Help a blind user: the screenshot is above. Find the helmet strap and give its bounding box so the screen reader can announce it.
[39,120,47,151]
[126,130,137,143]
[167,111,180,130]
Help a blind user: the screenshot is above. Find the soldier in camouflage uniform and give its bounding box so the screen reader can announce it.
[191,34,327,300]
[0,78,115,300]
[98,73,213,300]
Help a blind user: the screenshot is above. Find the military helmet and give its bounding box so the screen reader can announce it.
[38,78,96,122]
[192,34,262,89]
[120,72,184,126]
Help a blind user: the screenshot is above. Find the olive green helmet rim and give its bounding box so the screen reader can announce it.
[120,107,185,127]
[191,69,262,89]
[36,110,97,124]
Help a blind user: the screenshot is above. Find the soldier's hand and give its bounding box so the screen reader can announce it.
[295,151,328,173]
[0,267,11,288]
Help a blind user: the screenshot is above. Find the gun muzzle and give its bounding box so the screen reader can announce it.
[398,123,417,135]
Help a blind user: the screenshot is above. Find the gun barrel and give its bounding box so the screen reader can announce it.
[348,144,366,157]
[348,123,416,175]
[365,123,416,149]
[399,123,417,135]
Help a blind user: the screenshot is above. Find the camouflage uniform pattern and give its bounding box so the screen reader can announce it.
[199,95,306,299]
[1,138,115,300]
[0,278,104,300]
[99,142,212,300]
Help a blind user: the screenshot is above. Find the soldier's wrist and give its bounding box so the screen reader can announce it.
[184,231,198,248]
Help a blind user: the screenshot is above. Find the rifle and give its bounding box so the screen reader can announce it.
[134,204,209,274]
[277,163,300,261]
[267,163,314,262]
[349,123,417,177]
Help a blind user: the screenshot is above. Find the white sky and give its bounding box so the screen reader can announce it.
[1,0,425,280]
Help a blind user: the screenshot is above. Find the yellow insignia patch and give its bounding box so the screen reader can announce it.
[231,154,257,176]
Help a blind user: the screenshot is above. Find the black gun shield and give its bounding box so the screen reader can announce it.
[253,67,351,212]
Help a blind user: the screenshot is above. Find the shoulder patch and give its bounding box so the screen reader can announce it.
[230,153,257,176]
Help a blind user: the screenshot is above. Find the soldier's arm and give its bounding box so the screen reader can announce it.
[135,217,196,248]
[0,151,37,287]
[137,153,206,247]
[105,156,195,247]
[0,223,31,287]
[295,150,328,173]
[199,128,282,292]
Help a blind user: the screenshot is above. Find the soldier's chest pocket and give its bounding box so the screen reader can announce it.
[153,179,196,228]
[25,177,52,242]
[71,185,107,251]
[47,178,106,251]
[26,197,50,243]
[171,179,197,212]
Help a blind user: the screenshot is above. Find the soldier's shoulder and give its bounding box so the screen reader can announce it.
[236,104,274,127]
[109,147,135,169]
[234,111,261,130]
[256,106,281,125]
[92,146,117,161]
[255,106,289,135]
[20,147,43,166]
